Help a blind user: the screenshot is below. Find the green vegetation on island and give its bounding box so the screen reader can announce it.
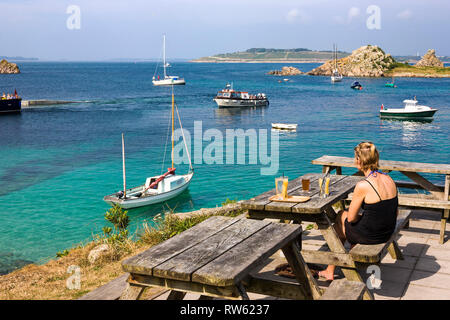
[191,48,350,63]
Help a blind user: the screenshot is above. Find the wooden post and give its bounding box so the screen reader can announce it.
[440,175,450,244]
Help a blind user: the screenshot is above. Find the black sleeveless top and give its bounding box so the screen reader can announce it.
[345,179,398,245]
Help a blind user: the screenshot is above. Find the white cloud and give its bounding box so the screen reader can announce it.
[397,9,412,20]
[286,8,299,23]
[347,7,361,22]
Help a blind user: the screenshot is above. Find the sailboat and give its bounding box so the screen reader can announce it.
[103,87,193,209]
[330,44,343,83]
[152,35,186,86]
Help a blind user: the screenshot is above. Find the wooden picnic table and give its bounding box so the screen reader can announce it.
[312,155,450,243]
[119,215,322,300]
[241,173,378,300]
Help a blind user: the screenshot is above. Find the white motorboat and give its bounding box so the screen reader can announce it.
[271,123,298,131]
[152,35,186,86]
[380,98,438,120]
[213,83,269,108]
[104,87,193,209]
[330,44,343,83]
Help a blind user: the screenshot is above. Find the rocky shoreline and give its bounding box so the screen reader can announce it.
[0,59,20,74]
[267,66,303,76]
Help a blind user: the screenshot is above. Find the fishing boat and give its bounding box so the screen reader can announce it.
[271,123,298,131]
[380,98,438,120]
[0,90,21,113]
[330,44,343,83]
[213,83,269,108]
[351,81,363,90]
[152,35,186,86]
[104,87,193,209]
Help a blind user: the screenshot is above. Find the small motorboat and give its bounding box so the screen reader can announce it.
[271,123,298,131]
[380,98,438,120]
[351,81,363,90]
[385,77,397,88]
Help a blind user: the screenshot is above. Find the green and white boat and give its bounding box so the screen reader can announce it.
[380,99,438,120]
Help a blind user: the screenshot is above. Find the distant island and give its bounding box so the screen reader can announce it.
[191,48,350,63]
[0,56,38,61]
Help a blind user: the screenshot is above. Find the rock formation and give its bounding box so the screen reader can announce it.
[415,49,444,68]
[0,59,20,74]
[307,45,396,77]
[267,66,303,76]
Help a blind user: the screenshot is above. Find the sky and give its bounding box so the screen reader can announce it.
[0,0,449,61]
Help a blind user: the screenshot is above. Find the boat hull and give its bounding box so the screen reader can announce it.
[0,98,21,113]
[331,76,342,82]
[380,109,437,119]
[153,78,186,86]
[104,173,193,209]
[214,98,269,108]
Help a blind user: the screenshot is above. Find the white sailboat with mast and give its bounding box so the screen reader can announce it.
[152,35,186,86]
[104,87,193,209]
[330,43,343,83]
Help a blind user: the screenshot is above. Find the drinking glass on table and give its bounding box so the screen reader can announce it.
[302,178,310,192]
[275,177,289,199]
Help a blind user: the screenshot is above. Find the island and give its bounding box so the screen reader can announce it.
[191,48,350,63]
[0,59,20,74]
[267,66,303,76]
[307,45,450,78]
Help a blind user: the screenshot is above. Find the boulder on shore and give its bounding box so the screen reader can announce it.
[415,49,444,68]
[267,66,303,76]
[307,45,396,77]
[0,59,20,74]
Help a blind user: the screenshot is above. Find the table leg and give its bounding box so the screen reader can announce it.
[441,175,450,244]
[236,283,250,300]
[281,242,323,300]
[317,215,374,300]
[387,240,404,260]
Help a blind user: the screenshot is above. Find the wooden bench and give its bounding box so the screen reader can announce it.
[349,210,411,264]
[320,279,366,300]
[312,155,450,244]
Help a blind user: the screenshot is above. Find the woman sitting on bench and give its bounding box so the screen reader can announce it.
[316,141,398,281]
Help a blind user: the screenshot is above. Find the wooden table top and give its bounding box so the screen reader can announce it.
[122,216,302,287]
[312,155,450,175]
[241,173,364,214]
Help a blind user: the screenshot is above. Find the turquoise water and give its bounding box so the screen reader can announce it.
[0,62,449,274]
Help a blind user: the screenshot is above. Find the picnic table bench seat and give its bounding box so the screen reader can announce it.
[349,209,411,264]
[320,279,366,300]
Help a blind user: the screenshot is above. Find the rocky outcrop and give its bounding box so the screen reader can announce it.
[87,244,111,264]
[415,49,444,68]
[307,45,396,77]
[0,59,20,74]
[267,66,303,76]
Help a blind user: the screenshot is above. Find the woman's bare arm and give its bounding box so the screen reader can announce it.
[346,182,367,223]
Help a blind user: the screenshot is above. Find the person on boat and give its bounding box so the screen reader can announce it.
[314,142,398,281]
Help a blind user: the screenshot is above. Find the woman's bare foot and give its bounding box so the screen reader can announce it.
[318,270,334,281]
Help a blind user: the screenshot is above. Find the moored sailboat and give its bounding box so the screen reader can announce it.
[103,87,193,209]
[330,44,343,83]
[152,35,186,86]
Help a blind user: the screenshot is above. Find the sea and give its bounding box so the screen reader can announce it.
[0,61,449,274]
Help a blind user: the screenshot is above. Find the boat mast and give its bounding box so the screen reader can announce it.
[163,35,167,79]
[122,133,127,197]
[171,85,174,169]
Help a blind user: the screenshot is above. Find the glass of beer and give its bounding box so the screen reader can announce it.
[281,177,289,199]
[302,178,310,192]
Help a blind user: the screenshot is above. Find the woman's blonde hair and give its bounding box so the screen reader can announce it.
[354,141,379,172]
